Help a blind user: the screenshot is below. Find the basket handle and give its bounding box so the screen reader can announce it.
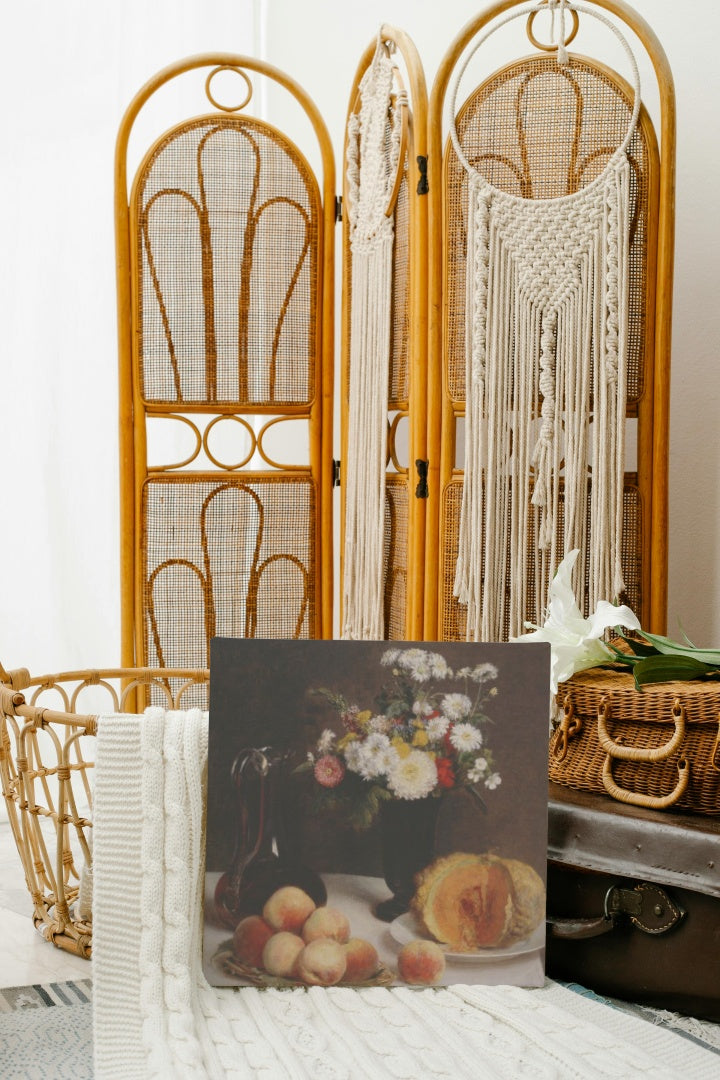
[601,754,690,809]
[597,698,686,762]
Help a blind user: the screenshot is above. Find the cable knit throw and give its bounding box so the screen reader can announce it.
[92,709,719,1079]
[451,2,640,640]
[342,37,405,640]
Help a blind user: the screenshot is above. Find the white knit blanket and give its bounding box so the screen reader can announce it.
[92,709,717,1079]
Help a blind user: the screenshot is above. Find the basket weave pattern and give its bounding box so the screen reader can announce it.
[551,667,720,814]
[0,664,208,957]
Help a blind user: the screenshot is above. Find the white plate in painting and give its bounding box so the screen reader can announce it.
[389,914,546,962]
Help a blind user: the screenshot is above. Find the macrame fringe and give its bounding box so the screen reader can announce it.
[342,41,402,640]
[454,158,633,641]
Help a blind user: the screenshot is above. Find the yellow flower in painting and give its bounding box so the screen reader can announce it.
[391,737,412,759]
[357,710,373,728]
[412,729,429,748]
[337,732,359,750]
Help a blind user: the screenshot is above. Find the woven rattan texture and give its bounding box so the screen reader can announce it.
[445,56,649,405]
[142,475,316,685]
[550,669,720,814]
[383,476,409,639]
[440,479,642,641]
[0,667,208,955]
[136,116,319,406]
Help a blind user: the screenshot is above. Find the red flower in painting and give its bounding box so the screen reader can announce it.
[314,755,345,788]
[435,757,455,789]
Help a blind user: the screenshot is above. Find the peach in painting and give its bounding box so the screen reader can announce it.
[343,937,379,983]
[232,915,274,969]
[397,940,446,985]
[296,939,347,986]
[261,931,305,978]
[262,886,316,932]
[301,906,351,944]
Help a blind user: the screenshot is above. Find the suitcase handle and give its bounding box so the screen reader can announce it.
[548,882,685,939]
[602,754,690,809]
[597,698,687,762]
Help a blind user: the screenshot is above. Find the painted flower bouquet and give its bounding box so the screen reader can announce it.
[298,647,501,828]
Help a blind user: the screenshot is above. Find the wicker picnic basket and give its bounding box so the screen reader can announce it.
[0,661,208,958]
[550,667,720,814]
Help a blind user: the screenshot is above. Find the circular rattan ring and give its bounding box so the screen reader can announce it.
[527,4,580,52]
[205,66,253,112]
[203,415,256,470]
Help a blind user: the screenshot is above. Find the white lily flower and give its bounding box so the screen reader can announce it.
[513,549,641,695]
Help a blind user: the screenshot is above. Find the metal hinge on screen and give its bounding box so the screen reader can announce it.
[332,459,341,487]
[416,156,429,195]
[415,459,429,498]
[335,195,343,223]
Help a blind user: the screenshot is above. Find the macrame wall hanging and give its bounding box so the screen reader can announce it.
[450,0,641,641]
[342,37,407,639]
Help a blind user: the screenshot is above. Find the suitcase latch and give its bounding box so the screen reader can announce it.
[605,882,685,934]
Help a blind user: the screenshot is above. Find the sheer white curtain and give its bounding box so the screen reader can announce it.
[0,0,264,675]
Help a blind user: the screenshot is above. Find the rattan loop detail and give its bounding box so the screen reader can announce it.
[205,66,253,112]
[602,754,690,809]
[203,415,257,471]
[527,4,579,52]
[711,721,720,774]
[597,698,687,763]
[551,696,583,761]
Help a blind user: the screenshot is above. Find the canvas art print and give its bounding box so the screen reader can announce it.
[203,639,550,989]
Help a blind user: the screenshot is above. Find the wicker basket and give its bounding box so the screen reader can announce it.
[0,662,209,958]
[550,667,720,814]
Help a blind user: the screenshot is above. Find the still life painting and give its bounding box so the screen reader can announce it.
[203,638,550,989]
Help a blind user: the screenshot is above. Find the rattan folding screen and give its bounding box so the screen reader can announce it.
[116,56,335,694]
[424,0,674,641]
[116,1,674,671]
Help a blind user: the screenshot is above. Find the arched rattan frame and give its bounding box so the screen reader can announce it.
[424,0,675,639]
[115,55,336,682]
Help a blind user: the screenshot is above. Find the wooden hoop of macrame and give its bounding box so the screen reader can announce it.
[449,1,641,641]
[342,39,407,639]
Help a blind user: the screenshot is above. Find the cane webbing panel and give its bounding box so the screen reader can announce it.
[439,479,642,642]
[142,475,316,672]
[383,476,409,640]
[135,116,319,406]
[445,55,651,405]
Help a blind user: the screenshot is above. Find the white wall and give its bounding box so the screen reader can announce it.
[0,0,718,679]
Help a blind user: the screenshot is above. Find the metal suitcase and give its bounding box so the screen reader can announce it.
[546,782,720,1021]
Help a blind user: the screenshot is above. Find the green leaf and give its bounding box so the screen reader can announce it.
[603,642,640,666]
[632,654,719,690]
[676,621,696,649]
[616,636,659,658]
[636,631,720,666]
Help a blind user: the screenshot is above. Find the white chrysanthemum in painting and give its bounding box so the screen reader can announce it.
[343,741,365,774]
[426,715,450,741]
[356,733,393,778]
[441,693,473,721]
[387,749,438,800]
[317,729,335,753]
[470,662,498,684]
[468,756,488,782]
[449,722,483,752]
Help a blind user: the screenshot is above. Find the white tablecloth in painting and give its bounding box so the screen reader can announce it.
[203,871,544,989]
